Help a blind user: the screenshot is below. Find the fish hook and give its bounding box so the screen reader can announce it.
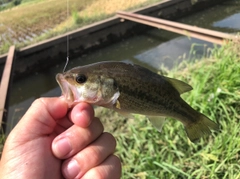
[63,0,70,73]
[63,55,69,73]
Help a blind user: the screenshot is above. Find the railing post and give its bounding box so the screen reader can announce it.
[0,46,15,126]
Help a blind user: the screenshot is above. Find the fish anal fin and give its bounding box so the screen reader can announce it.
[115,109,134,119]
[165,77,193,94]
[185,114,219,142]
[148,116,166,132]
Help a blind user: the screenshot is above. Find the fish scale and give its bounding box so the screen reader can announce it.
[107,64,182,114]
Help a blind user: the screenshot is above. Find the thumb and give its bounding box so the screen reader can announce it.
[9,97,69,141]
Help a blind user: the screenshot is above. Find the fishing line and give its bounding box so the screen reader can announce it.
[63,0,70,73]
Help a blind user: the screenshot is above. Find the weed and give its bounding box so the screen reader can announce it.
[71,9,82,24]
[0,127,6,157]
[0,41,11,54]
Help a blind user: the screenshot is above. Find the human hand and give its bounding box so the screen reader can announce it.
[0,97,121,179]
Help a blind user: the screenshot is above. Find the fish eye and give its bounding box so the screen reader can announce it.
[76,74,87,84]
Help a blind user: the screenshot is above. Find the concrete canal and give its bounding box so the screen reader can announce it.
[4,0,240,133]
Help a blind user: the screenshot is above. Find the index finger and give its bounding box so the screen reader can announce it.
[9,97,69,140]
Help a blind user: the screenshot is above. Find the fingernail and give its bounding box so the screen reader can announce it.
[63,159,80,179]
[54,138,72,158]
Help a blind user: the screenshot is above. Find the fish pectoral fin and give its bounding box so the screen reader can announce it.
[148,116,166,132]
[115,100,121,109]
[164,76,193,94]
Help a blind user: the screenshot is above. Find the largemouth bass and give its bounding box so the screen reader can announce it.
[56,61,218,142]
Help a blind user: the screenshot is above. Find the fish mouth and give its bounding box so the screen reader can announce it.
[56,73,74,103]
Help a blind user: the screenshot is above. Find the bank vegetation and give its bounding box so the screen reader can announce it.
[0,0,161,54]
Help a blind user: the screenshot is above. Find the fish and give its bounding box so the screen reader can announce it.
[56,61,219,142]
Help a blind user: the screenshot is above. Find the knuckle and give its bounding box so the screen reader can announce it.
[110,155,122,168]
[102,132,117,148]
[94,117,104,132]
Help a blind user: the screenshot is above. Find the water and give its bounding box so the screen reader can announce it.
[5,0,240,133]
[213,13,240,30]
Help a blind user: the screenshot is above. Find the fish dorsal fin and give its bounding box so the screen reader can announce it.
[148,116,166,132]
[164,77,193,94]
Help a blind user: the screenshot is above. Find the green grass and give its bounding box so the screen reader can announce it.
[0,0,93,54]
[97,39,240,179]
[71,9,82,25]
[0,0,22,11]
[0,128,5,157]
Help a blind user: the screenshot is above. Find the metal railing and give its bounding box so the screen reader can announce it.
[117,11,234,45]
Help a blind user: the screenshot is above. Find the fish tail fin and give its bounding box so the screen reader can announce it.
[185,114,219,142]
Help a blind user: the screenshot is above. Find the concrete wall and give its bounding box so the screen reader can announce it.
[0,0,226,79]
